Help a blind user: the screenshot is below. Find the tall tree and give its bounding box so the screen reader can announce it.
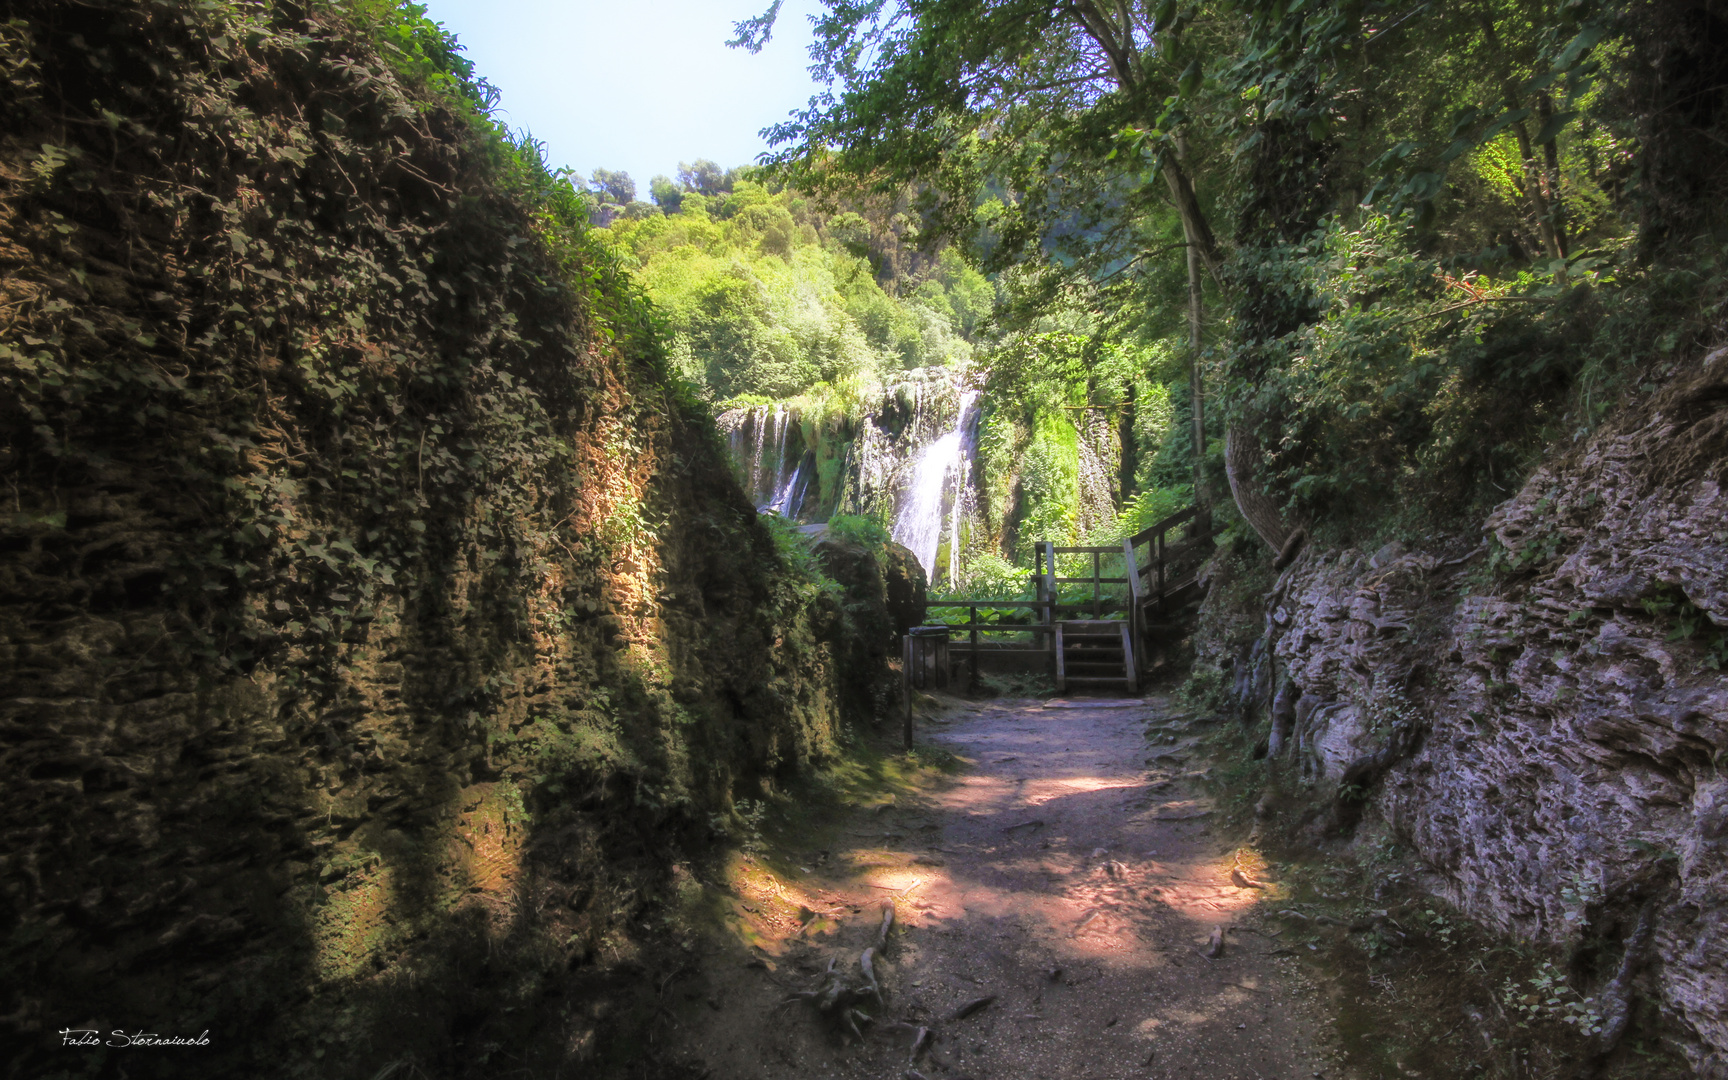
[589,167,636,207]
[735,0,1232,511]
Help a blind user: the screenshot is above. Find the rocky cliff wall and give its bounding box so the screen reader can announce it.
[0,4,898,1077]
[1204,348,1728,1074]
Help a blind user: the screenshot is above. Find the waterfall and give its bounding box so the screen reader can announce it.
[892,389,979,582]
[767,455,808,516]
[717,366,981,535]
[1075,407,1120,539]
[749,407,773,499]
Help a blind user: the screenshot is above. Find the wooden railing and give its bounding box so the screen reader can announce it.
[914,599,1054,692]
[1118,504,1221,674]
[899,503,1218,707]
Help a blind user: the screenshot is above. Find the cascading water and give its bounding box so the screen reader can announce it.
[749,406,774,498]
[717,367,986,545]
[766,456,808,516]
[718,403,810,516]
[1075,407,1121,539]
[892,389,979,582]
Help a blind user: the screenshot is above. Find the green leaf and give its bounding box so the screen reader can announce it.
[1553,23,1607,71]
[1177,60,1202,99]
[1532,110,1578,146]
[1480,107,1532,141]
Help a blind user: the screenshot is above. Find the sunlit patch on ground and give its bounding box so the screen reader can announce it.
[658,694,1350,1080]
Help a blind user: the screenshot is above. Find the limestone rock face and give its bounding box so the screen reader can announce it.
[880,541,931,636]
[1243,349,1728,1074]
[0,5,894,1075]
[810,530,925,720]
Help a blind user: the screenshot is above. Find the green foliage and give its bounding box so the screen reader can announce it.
[761,513,843,612]
[953,551,1029,599]
[1225,209,1703,531]
[1504,961,1606,1037]
[1019,408,1081,553]
[1639,586,1728,671]
[826,512,890,550]
[596,178,991,401]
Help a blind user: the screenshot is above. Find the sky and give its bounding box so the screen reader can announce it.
[421,0,828,196]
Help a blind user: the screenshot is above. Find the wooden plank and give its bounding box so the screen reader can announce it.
[923,599,1050,609]
[1049,544,1125,555]
[901,635,913,749]
[1123,536,1144,682]
[923,623,1056,635]
[968,608,979,692]
[1119,622,1137,693]
[1053,622,1067,693]
[1049,576,1130,585]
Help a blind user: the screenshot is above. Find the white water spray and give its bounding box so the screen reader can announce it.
[767,457,806,516]
[892,390,979,582]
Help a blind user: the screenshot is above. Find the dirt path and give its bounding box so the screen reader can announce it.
[671,695,1348,1080]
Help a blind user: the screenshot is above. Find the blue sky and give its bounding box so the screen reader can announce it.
[422,0,827,194]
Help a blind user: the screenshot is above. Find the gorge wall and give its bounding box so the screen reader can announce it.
[0,4,900,1076]
[1201,348,1728,1073]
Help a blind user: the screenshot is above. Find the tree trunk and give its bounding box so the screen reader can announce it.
[1225,425,1292,551]
[1185,221,1206,495]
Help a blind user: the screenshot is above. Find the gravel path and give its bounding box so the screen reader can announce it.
[673,695,1348,1080]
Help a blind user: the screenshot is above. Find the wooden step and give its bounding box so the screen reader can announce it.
[1054,620,1137,695]
[1063,676,1137,690]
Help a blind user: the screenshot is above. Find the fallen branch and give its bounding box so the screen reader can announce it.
[859,946,883,1007]
[909,1025,931,1062]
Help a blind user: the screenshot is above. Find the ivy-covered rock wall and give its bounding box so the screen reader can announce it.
[0,3,884,1075]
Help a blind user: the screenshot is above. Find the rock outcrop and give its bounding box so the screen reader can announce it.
[0,4,896,1077]
[1211,349,1728,1073]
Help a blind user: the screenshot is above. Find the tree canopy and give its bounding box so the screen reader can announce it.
[734,0,1728,541]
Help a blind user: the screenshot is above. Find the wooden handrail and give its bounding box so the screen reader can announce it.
[1126,505,1198,547]
[923,504,1213,695]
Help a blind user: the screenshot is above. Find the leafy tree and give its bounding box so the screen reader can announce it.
[732,0,1718,544]
[596,175,995,399]
[677,158,733,197]
[589,167,635,206]
[649,173,684,212]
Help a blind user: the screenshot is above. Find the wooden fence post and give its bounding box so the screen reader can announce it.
[902,633,914,750]
[968,606,979,692]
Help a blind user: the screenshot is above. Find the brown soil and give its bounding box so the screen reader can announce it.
[660,695,1360,1080]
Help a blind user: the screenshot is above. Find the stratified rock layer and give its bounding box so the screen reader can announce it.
[1239,349,1728,1074]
